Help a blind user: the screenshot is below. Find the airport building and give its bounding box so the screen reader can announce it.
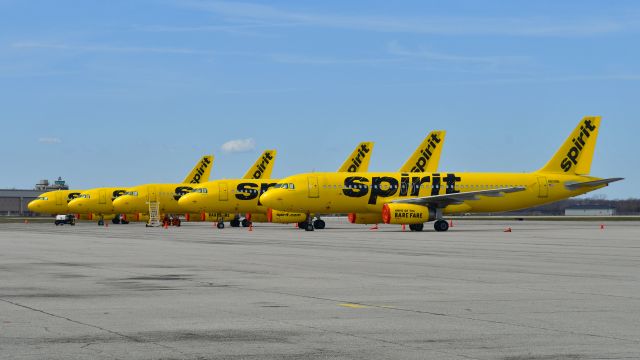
[0,178,68,216]
[564,205,616,216]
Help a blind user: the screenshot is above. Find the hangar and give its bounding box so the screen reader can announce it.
[0,178,68,216]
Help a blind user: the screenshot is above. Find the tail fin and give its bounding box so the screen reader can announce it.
[399,131,446,173]
[337,142,374,172]
[242,150,276,179]
[182,155,214,184]
[538,116,601,175]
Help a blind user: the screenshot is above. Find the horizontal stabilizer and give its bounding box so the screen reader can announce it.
[564,177,623,190]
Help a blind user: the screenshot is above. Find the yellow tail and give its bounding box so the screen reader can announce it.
[243,150,276,179]
[399,130,446,173]
[337,142,374,172]
[538,116,601,175]
[182,155,214,184]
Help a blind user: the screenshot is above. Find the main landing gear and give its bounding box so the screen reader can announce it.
[409,223,424,232]
[433,219,449,232]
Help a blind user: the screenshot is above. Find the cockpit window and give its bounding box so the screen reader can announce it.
[125,191,139,196]
[36,196,48,200]
[79,194,90,199]
[192,188,208,194]
[289,183,295,190]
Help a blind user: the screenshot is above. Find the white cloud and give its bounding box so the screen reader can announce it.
[12,42,216,55]
[221,138,256,153]
[38,137,62,144]
[179,1,634,37]
[387,41,530,67]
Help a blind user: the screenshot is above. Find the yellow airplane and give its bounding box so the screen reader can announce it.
[68,155,213,226]
[348,130,445,225]
[260,116,622,231]
[28,189,83,216]
[178,142,375,229]
[112,151,274,226]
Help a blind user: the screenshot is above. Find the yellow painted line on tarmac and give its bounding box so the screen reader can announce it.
[339,303,369,309]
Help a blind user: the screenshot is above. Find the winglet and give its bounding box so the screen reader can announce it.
[538,116,601,175]
[183,155,214,184]
[399,131,446,173]
[338,142,374,172]
[243,150,276,179]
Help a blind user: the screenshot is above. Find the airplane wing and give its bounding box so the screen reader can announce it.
[564,177,624,190]
[390,186,527,208]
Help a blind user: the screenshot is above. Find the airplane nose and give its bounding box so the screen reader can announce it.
[67,199,82,212]
[260,191,280,209]
[27,200,38,212]
[112,196,131,212]
[178,194,199,212]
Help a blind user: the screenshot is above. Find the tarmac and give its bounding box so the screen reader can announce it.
[0,219,639,359]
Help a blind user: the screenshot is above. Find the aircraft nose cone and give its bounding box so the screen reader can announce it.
[112,197,131,212]
[67,200,82,212]
[27,200,38,212]
[178,194,198,212]
[260,191,279,209]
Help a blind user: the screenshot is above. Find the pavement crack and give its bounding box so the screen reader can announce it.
[0,297,189,357]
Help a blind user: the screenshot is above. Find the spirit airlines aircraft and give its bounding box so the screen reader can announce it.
[348,130,445,225]
[261,117,622,231]
[112,151,275,226]
[28,189,83,216]
[178,142,375,229]
[67,155,213,225]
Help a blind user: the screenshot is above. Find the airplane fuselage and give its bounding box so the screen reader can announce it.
[260,172,604,215]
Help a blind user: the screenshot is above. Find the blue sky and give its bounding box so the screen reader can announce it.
[1,0,638,199]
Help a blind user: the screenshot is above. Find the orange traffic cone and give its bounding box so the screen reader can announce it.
[600,224,605,230]
[503,227,512,232]
[248,224,253,232]
[24,219,28,224]
[105,222,109,228]
[449,220,454,228]
[370,224,379,231]
[163,222,168,229]
[294,222,298,228]
[402,224,406,232]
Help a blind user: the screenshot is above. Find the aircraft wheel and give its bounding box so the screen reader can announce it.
[217,222,225,229]
[298,221,307,230]
[173,218,181,227]
[230,219,240,227]
[409,223,424,232]
[305,222,314,231]
[241,219,250,227]
[98,220,104,226]
[313,219,326,229]
[434,219,449,232]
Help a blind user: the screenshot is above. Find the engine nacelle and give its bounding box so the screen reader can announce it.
[266,209,307,223]
[382,203,434,224]
[348,213,383,224]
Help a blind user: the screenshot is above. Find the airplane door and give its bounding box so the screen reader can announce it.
[99,190,107,204]
[55,192,63,206]
[537,176,549,198]
[219,182,228,201]
[308,176,319,198]
[148,186,157,202]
